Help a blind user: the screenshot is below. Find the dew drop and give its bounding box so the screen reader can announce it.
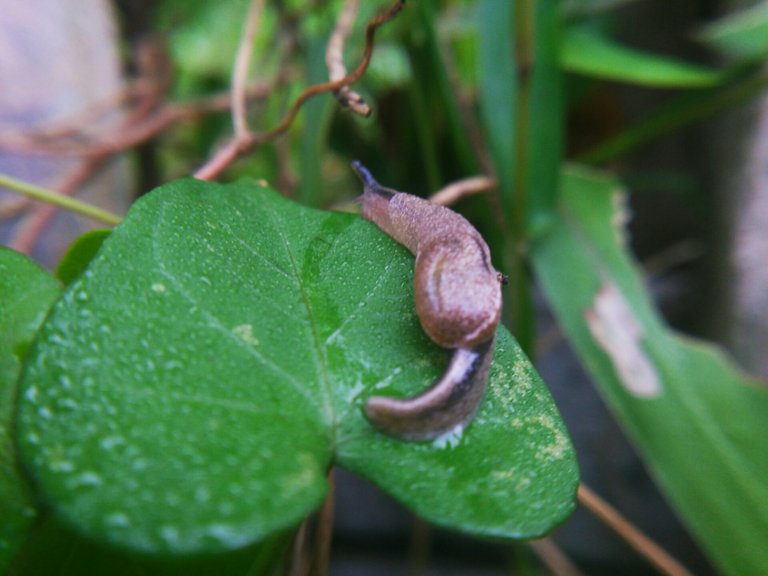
[194,486,210,504]
[24,386,39,403]
[206,523,238,545]
[73,471,103,487]
[106,512,131,528]
[50,459,74,473]
[99,435,125,451]
[165,492,182,508]
[60,398,79,411]
[160,525,180,546]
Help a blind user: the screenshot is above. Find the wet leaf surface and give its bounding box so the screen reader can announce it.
[17,178,577,555]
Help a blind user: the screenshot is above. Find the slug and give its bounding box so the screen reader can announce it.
[351,161,503,440]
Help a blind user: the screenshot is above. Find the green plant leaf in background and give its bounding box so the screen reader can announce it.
[477,0,516,216]
[562,27,723,87]
[0,248,60,571]
[698,1,768,60]
[55,229,111,286]
[16,179,578,557]
[532,166,768,576]
[526,0,564,232]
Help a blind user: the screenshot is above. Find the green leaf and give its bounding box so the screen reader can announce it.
[477,0,516,216]
[159,1,278,84]
[10,514,291,576]
[412,0,479,179]
[562,27,723,87]
[698,2,768,60]
[295,33,335,207]
[532,166,768,576]
[0,248,60,571]
[17,179,577,556]
[527,0,564,231]
[55,229,110,286]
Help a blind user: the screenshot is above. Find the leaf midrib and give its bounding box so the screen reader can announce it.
[266,208,335,434]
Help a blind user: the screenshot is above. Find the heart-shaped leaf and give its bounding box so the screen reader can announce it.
[17,179,577,555]
[0,248,60,570]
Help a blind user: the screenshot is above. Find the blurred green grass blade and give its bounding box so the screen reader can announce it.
[477,0,562,229]
[413,0,478,177]
[563,28,723,87]
[477,0,516,215]
[579,69,768,164]
[296,34,335,207]
[698,1,768,60]
[407,75,442,191]
[526,0,563,232]
[532,166,768,576]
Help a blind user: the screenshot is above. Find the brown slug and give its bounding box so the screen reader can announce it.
[351,161,503,440]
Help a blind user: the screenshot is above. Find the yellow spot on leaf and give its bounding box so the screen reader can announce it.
[232,324,258,346]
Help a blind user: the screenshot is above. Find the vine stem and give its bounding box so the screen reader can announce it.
[506,0,535,352]
[428,176,496,206]
[0,172,121,226]
[528,538,585,576]
[194,0,406,181]
[326,0,371,116]
[309,469,335,576]
[232,0,267,139]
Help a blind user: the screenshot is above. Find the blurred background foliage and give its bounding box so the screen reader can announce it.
[4,0,768,573]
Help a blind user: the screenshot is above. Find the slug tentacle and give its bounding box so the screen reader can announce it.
[351,160,395,198]
[364,338,495,440]
[352,161,503,441]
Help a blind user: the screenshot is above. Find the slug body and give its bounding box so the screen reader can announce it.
[352,161,502,440]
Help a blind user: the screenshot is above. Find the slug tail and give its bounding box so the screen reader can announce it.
[364,338,494,440]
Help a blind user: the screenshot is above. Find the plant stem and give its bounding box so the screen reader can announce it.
[507,0,535,353]
[577,484,693,576]
[309,469,335,576]
[231,0,267,139]
[513,0,532,228]
[0,173,122,226]
[528,538,586,576]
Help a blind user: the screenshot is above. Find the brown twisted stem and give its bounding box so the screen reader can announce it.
[326,0,371,117]
[194,0,406,181]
